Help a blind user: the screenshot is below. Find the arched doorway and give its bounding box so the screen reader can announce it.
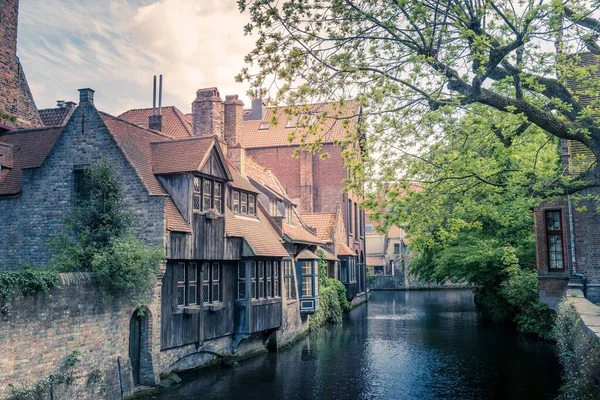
[129,308,156,386]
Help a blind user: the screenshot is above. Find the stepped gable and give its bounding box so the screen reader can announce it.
[0,126,63,195]
[119,106,192,139]
[240,101,360,148]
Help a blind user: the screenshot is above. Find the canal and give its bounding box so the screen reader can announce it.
[146,290,562,400]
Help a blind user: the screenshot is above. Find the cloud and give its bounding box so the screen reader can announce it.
[18,0,254,115]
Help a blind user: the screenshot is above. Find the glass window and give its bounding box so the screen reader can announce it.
[394,243,400,254]
[248,195,256,216]
[203,179,212,211]
[266,261,272,298]
[174,262,200,306]
[193,177,201,212]
[348,200,353,234]
[546,210,564,270]
[365,225,373,234]
[176,262,185,306]
[202,262,210,303]
[233,191,240,213]
[286,206,292,223]
[284,260,295,299]
[258,261,265,298]
[270,199,278,216]
[187,263,197,305]
[274,261,280,297]
[237,262,246,300]
[302,276,313,297]
[212,263,220,303]
[250,261,257,299]
[241,193,248,214]
[214,182,222,213]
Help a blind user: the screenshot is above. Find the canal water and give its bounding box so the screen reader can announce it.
[147,290,562,400]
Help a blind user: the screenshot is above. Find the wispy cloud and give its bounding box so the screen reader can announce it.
[18,0,254,115]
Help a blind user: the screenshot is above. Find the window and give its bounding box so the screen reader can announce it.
[74,169,91,205]
[237,262,246,300]
[354,203,358,242]
[286,206,293,223]
[258,261,265,298]
[374,266,384,275]
[175,262,198,306]
[266,261,272,297]
[201,262,221,304]
[274,261,280,297]
[233,191,240,213]
[250,261,257,299]
[194,177,223,213]
[340,260,348,282]
[347,258,357,283]
[241,193,248,214]
[361,210,365,238]
[284,260,295,299]
[286,115,298,128]
[259,121,270,130]
[394,243,400,254]
[270,199,278,216]
[546,210,565,270]
[365,225,373,234]
[248,195,256,216]
[348,199,353,235]
[301,261,313,297]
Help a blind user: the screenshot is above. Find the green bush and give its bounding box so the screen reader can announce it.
[0,267,58,301]
[328,278,350,313]
[554,300,600,399]
[309,285,343,330]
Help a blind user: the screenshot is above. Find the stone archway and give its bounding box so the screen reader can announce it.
[129,307,157,386]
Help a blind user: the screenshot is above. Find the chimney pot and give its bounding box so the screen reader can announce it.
[78,88,95,105]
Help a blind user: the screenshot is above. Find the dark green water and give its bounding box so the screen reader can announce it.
[148,290,562,400]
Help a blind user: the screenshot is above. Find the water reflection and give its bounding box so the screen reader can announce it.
[146,290,561,400]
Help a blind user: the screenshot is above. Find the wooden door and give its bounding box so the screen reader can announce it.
[129,313,141,385]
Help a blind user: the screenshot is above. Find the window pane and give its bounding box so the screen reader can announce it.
[214,198,222,213]
[212,263,220,281]
[203,195,212,211]
[202,263,209,282]
[188,284,197,305]
[193,177,200,192]
[193,194,201,211]
[238,282,246,300]
[202,284,210,303]
[203,179,212,196]
[176,263,185,283]
[302,276,313,297]
[241,193,248,214]
[546,211,561,231]
[177,286,185,306]
[302,261,312,275]
[233,191,240,213]
[238,262,246,279]
[188,263,197,283]
[249,195,255,215]
[212,284,220,303]
[214,182,222,198]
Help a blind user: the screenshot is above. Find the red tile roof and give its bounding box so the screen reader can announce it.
[225,206,288,257]
[38,105,76,127]
[151,136,216,175]
[119,106,192,139]
[282,210,324,245]
[317,246,339,261]
[166,198,191,233]
[0,126,63,196]
[240,101,360,148]
[300,212,337,242]
[225,159,260,193]
[336,241,356,256]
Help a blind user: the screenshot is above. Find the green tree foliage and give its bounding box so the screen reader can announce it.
[50,162,163,300]
[310,251,350,330]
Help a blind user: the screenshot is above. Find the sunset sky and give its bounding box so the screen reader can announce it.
[17,0,255,115]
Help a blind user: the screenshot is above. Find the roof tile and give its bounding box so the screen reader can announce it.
[119,106,193,139]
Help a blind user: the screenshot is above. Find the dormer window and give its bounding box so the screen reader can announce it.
[193,177,223,214]
[259,122,270,130]
[285,205,293,223]
[270,199,279,216]
[231,189,256,216]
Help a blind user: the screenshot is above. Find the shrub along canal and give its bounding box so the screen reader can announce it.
[145,290,562,400]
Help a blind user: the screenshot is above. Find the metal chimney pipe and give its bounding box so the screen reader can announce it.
[152,75,157,116]
[158,74,163,116]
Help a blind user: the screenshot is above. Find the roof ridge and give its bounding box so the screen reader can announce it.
[119,105,179,114]
[99,112,172,140]
[151,135,215,145]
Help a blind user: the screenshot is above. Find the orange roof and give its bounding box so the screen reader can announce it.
[225,206,288,257]
[119,106,192,139]
[300,212,337,242]
[282,210,325,245]
[225,159,260,193]
[336,241,356,257]
[151,136,216,175]
[0,127,63,196]
[240,101,360,149]
[244,156,292,203]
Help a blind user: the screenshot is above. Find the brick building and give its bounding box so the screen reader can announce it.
[535,53,600,307]
[0,0,41,131]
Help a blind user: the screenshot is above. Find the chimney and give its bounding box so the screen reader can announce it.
[299,150,314,213]
[228,144,246,176]
[56,100,66,108]
[244,98,265,121]
[224,94,244,146]
[65,101,77,110]
[192,88,223,137]
[78,88,95,106]
[149,75,163,131]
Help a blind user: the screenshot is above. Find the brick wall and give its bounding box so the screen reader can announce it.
[0,0,41,128]
[0,102,166,269]
[0,273,149,399]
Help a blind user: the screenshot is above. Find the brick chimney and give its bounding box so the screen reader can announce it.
[299,150,314,213]
[244,98,265,121]
[192,88,224,137]
[78,88,95,106]
[224,95,244,146]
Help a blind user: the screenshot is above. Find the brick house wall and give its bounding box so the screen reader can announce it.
[0,99,166,269]
[0,0,41,128]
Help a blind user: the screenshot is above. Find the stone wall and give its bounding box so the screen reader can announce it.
[0,102,166,269]
[0,273,141,399]
[0,0,41,128]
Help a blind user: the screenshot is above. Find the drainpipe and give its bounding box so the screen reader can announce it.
[567,193,585,280]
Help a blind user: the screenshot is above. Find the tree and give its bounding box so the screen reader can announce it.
[238,0,600,194]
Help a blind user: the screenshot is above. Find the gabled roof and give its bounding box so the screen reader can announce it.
[282,210,325,245]
[119,106,192,139]
[240,101,360,149]
[245,156,293,203]
[151,136,232,180]
[0,126,63,196]
[225,159,260,193]
[336,241,356,256]
[297,249,319,260]
[300,212,337,243]
[38,105,76,127]
[317,246,339,261]
[225,206,288,257]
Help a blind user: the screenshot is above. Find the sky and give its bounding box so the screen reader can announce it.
[17,0,255,116]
